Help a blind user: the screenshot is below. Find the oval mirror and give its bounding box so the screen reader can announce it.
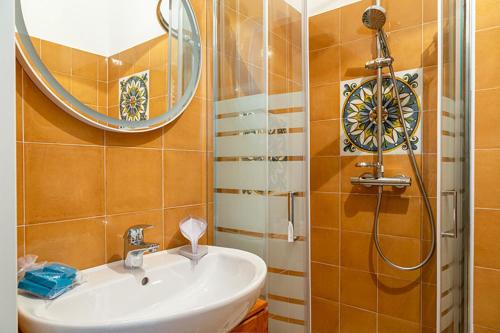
[15,0,202,132]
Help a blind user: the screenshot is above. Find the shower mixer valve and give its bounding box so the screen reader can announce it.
[353,161,411,189]
[351,173,411,189]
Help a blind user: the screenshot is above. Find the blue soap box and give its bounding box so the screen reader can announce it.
[18,263,78,300]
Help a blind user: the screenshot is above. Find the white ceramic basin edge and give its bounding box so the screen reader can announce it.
[18,246,267,333]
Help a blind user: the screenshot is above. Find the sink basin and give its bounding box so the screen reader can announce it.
[18,246,267,333]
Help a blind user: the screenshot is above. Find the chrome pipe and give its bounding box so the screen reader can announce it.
[376,32,384,178]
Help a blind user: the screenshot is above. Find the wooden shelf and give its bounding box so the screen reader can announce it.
[230,299,268,333]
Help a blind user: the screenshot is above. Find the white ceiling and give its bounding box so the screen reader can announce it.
[22,0,362,56]
[21,0,177,56]
[307,0,362,16]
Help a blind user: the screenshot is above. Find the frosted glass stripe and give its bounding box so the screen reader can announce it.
[216,133,306,157]
[442,136,456,158]
[216,92,305,115]
[269,319,306,333]
[267,272,306,300]
[215,232,265,259]
[268,299,305,321]
[215,161,267,190]
[216,113,266,132]
[215,193,266,233]
[269,161,307,192]
[268,238,307,272]
[216,94,266,115]
[269,92,305,110]
[215,161,305,191]
[269,112,306,129]
[215,112,305,132]
[215,135,267,157]
[268,133,306,156]
[442,112,455,129]
[441,162,456,190]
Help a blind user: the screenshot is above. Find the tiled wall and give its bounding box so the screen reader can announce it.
[15,0,212,270]
[27,33,179,121]
[26,37,109,116]
[474,0,500,331]
[107,34,174,119]
[309,0,438,332]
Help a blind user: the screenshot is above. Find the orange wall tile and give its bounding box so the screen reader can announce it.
[475,1,500,330]
[15,2,211,271]
[309,0,438,331]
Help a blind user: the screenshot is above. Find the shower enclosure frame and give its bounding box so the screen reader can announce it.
[211,0,473,331]
[465,0,474,330]
[211,0,311,331]
[437,0,472,331]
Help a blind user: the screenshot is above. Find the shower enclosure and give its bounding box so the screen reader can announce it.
[212,0,309,332]
[212,0,471,331]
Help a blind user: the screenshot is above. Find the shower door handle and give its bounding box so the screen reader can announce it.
[288,192,299,242]
[441,190,458,238]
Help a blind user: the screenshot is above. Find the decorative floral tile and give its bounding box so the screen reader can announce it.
[340,68,423,155]
[119,70,150,122]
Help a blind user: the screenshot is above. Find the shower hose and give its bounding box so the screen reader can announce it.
[372,31,436,271]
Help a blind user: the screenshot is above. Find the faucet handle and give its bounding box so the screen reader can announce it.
[124,224,154,244]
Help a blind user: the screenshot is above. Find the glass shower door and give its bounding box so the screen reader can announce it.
[438,0,469,331]
[212,1,309,332]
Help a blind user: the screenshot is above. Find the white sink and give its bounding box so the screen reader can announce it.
[18,246,267,333]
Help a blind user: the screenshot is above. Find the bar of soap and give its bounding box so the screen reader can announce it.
[18,278,70,299]
[43,264,77,279]
[25,270,73,289]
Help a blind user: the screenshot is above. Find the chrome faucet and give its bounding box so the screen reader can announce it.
[123,224,160,269]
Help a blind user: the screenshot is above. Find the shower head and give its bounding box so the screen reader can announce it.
[362,5,387,30]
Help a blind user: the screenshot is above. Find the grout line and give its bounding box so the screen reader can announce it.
[473,324,500,333]
[25,215,107,227]
[164,148,206,153]
[474,207,500,211]
[475,25,500,33]
[311,191,436,199]
[473,265,500,273]
[23,141,105,148]
[475,86,500,92]
[23,203,207,227]
[22,141,201,152]
[310,118,341,123]
[474,148,500,151]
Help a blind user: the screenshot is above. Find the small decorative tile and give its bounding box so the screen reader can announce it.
[119,70,149,121]
[340,68,423,155]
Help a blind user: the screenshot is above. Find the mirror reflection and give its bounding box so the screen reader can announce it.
[16,0,201,132]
